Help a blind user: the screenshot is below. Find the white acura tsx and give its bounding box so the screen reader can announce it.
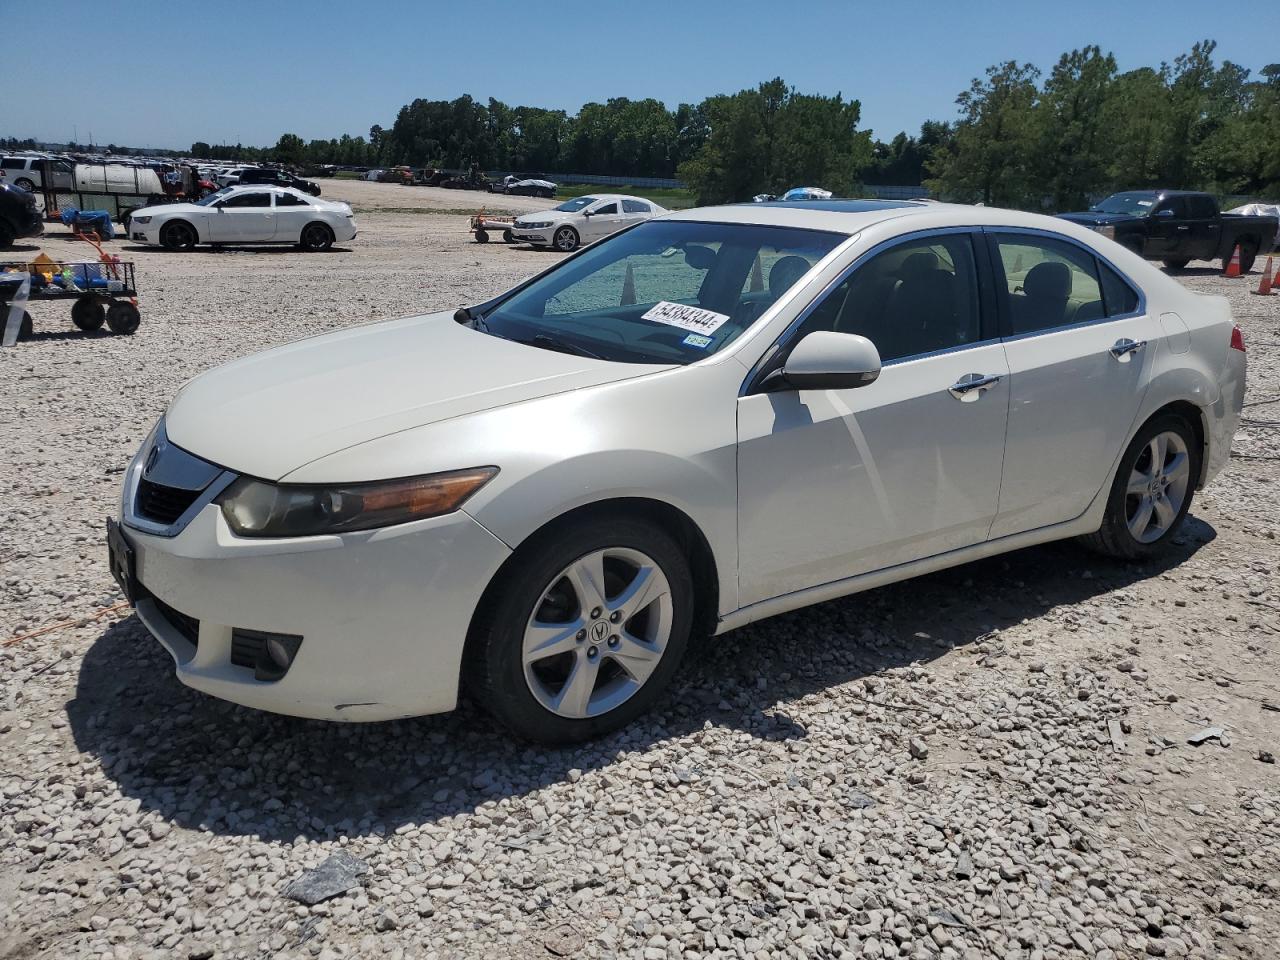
[109,199,1245,742]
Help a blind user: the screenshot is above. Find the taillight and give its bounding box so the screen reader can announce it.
[1230,325,1245,352]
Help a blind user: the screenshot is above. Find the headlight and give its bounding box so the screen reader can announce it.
[1095,225,1115,239]
[216,467,498,537]
[520,221,552,229]
[133,216,152,224]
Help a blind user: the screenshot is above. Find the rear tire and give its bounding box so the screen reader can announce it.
[1162,257,1190,271]
[503,229,514,244]
[1079,414,1199,560]
[14,178,35,192]
[474,230,489,244]
[299,222,333,252]
[106,302,141,335]
[71,297,106,331]
[160,220,197,251]
[4,309,34,341]
[1238,242,1259,274]
[0,220,15,249]
[467,517,694,743]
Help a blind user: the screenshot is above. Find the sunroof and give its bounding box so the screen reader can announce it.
[743,199,924,213]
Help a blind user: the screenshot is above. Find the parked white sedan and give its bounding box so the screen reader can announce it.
[511,194,665,251]
[127,186,356,251]
[110,199,1244,742]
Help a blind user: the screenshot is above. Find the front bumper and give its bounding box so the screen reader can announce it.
[118,497,510,722]
[512,230,549,244]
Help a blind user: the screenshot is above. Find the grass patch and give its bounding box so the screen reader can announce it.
[551,183,697,209]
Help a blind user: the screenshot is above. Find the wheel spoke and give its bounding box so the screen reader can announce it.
[564,552,608,614]
[523,620,584,664]
[609,564,667,619]
[1152,493,1176,530]
[1126,469,1149,496]
[1150,435,1167,471]
[552,654,600,718]
[1163,451,1189,484]
[609,632,663,683]
[1129,496,1154,537]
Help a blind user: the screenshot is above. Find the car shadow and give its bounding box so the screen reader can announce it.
[66,518,1215,843]
[1,242,43,254]
[118,245,354,256]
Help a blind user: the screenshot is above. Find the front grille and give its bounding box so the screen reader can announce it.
[136,478,201,525]
[151,595,200,648]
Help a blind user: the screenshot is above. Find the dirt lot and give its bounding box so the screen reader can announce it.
[1,181,1278,960]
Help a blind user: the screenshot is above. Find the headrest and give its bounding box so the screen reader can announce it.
[1024,261,1071,299]
[768,256,811,296]
[899,251,939,278]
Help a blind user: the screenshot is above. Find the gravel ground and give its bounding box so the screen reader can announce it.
[1,184,1278,960]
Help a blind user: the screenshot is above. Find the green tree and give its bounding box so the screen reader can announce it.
[1035,46,1117,209]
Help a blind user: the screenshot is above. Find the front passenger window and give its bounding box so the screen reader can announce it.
[591,203,618,215]
[796,234,981,363]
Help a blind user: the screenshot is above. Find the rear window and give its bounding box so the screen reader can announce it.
[1099,260,1140,316]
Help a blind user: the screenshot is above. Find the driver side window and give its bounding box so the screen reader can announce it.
[796,233,982,363]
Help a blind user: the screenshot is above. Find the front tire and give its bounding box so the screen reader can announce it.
[468,517,694,743]
[1080,414,1199,559]
[553,226,579,252]
[160,220,197,251]
[14,178,35,192]
[299,222,333,251]
[106,302,141,335]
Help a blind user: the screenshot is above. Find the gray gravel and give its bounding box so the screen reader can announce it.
[1,188,1277,959]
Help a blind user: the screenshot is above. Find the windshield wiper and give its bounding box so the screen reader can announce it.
[525,333,604,360]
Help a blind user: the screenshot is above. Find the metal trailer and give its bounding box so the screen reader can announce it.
[1,259,141,344]
[37,159,191,225]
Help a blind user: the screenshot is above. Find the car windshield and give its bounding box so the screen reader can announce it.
[1091,193,1156,215]
[195,187,235,206]
[555,197,596,213]
[477,220,845,365]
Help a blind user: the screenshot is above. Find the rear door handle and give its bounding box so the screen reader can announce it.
[1110,338,1146,362]
[948,373,1002,402]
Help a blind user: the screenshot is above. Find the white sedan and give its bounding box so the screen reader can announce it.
[127,186,357,251]
[109,199,1244,742]
[511,194,665,251]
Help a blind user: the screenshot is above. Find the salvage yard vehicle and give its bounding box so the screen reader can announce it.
[1059,190,1278,272]
[108,199,1245,741]
[236,167,322,196]
[490,175,557,198]
[0,182,45,248]
[511,194,666,251]
[127,185,356,251]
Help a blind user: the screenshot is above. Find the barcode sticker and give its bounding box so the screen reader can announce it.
[641,301,730,335]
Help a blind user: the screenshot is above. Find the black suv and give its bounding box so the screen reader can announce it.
[236,168,322,196]
[0,182,44,248]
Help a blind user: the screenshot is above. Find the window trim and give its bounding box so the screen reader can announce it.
[982,226,1146,343]
[741,226,997,397]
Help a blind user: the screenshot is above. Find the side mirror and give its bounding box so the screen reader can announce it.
[1154,208,1174,218]
[582,208,594,217]
[761,331,881,392]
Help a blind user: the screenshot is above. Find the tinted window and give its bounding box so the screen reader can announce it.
[796,233,981,362]
[1,158,24,170]
[591,202,619,215]
[221,192,271,208]
[622,199,650,213]
[1157,196,1190,218]
[1187,195,1217,219]
[275,192,308,206]
[1098,260,1140,316]
[992,234,1104,334]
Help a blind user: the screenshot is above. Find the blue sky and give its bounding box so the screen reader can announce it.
[5,0,1278,150]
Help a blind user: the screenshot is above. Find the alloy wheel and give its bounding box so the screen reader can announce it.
[522,547,673,719]
[1125,430,1191,543]
[554,227,577,252]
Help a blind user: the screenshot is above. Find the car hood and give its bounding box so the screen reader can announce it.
[164,311,671,481]
[139,201,208,216]
[1057,211,1140,227]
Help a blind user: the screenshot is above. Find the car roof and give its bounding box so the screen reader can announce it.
[661,199,1106,238]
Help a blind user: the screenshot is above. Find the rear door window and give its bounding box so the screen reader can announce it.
[990,234,1105,334]
[622,199,650,214]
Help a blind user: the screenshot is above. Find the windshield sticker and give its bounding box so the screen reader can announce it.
[641,301,730,335]
[1137,200,1152,207]
[682,333,713,349]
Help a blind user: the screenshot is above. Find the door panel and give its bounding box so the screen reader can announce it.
[208,192,275,242]
[738,345,1009,606]
[583,202,624,241]
[987,231,1157,538]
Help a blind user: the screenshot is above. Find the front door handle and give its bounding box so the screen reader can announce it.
[1110,338,1146,362]
[948,372,1002,402]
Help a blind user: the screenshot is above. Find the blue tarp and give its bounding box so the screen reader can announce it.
[58,208,115,240]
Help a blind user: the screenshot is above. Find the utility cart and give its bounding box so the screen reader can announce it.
[469,211,518,244]
[1,258,141,345]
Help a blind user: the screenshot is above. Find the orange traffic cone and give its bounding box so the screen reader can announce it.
[619,261,636,306]
[1224,244,1242,278]
[1251,255,1275,296]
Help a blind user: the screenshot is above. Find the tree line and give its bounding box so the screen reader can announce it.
[9,39,1277,208]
